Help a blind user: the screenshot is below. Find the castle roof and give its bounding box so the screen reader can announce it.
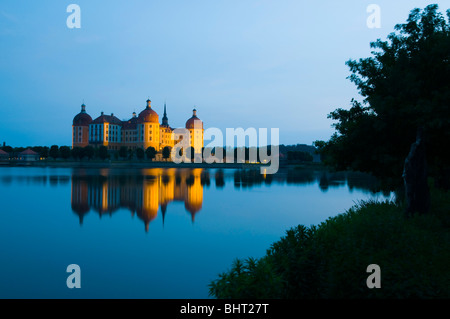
[92,113,122,125]
[122,116,138,130]
[138,100,159,124]
[186,109,203,129]
[73,104,92,126]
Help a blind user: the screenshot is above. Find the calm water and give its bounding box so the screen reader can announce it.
[0,166,390,298]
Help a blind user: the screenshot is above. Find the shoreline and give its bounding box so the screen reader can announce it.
[0,160,269,170]
[0,160,323,170]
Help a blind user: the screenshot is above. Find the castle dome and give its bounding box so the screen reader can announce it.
[185,108,203,129]
[73,104,92,126]
[138,99,159,124]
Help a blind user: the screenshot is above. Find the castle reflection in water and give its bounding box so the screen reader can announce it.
[68,167,387,232]
[71,168,208,232]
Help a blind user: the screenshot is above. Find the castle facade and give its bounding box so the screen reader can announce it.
[72,99,204,153]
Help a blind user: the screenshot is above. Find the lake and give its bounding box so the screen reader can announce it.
[0,166,391,298]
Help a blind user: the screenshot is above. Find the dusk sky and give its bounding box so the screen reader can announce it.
[0,0,445,147]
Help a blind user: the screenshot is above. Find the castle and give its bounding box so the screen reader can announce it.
[72,99,204,154]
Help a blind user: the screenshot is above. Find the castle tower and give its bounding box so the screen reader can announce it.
[160,102,174,151]
[137,99,160,151]
[185,108,204,155]
[72,103,93,148]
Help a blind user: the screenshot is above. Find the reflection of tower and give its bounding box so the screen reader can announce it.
[88,172,121,216]
[119,175,141,216]
[136,170,160,232]
[185,169,203,222]
[71,176,90,225]
[159,168,175,227]
[215,169,225,188]
[160,203,167,227]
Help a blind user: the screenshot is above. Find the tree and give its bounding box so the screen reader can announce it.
[98,145,108,160]
[70,147,80,159]
[119,146,128,160]
[41,146,49,159]
[162,146,171,161]
[315,4,450,190]
[1,145,13,153]
[136,148,145,160]
[60,146,72,159]
[189,146,195,162]
[145,146,157,161]
[288,151,313,162]
[49,145,59,160]
[31,146,49,159]
[84,146,95,160]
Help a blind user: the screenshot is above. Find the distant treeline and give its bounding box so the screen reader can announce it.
[0,145,164,161]
[1,145,52,159]
[279,144,320,163]
[0,143,320,163]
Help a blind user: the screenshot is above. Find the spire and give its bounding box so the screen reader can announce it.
[81,103,86,113]
[161,204,167,228]
[162,102,169,126]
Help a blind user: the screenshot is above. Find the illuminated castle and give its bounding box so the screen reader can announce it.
[72,99,204,153]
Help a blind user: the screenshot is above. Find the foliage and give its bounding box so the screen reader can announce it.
[84,146,95,160]
[145,146,157,161]
[287,151,313,162]
[98,145,109,160]
[70,146,83,160]
[59,146,71,159]
[136,148,145,160]
[119,146,128,159]
[49,145,59,159]
[209,189,450,298]
[31,146,49,159]
[314,4,450,188]
[162,146,171,160]
[209,257,285,299]
[189,146,195,161]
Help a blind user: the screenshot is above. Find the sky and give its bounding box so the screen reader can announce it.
[0,0,447,147]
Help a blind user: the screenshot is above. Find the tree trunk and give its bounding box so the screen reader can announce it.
[402,128,430,217]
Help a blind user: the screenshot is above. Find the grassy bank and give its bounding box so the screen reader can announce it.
[209,187,450,298]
